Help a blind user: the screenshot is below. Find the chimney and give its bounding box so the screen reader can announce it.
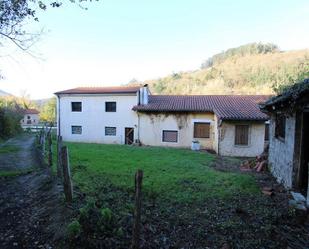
[140,84,149,105]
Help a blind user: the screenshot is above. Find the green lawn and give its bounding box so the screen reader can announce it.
[0,168,35,177]
[56,142,258,203]
[0,145,20,154]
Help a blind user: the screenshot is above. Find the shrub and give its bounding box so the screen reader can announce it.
[0,97,24,139]
[67,220,81,239]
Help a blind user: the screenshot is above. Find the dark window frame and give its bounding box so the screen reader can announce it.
[162,130,178,143]
[105,102,116,112]
[193,122,210,138]
[71,125,82,135]
[71,102,82,112]
[235,124,249,146]
[105,126,116,136]
[275,114,286,140]
[265,123,270,141]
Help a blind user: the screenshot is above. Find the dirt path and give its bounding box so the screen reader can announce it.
[0,134,69,249]
[0,134,40,171]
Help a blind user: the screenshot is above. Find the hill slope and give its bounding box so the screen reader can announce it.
[0,89,12,97]
[143,45,309,95]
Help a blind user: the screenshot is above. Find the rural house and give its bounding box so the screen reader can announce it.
[55,85,270,157]
[260,79,309,198]
[20,108,40,126]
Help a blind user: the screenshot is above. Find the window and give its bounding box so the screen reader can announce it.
[105,102,116,112]
[72,126,82,134]
[194,122,210,138]
[162,130,178,143]
[105,127,116,136]
[71,102,82,112]
[265,123,269,141]
[235,125,249,145]
[27,115,31,119]
[275,114,286,140]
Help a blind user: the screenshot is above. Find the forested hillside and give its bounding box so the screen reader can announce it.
[142,43,309,95]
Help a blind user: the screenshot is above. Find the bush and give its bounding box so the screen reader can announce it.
[0,99,23,139]
[67,220,81,239]
[68,201,126,248]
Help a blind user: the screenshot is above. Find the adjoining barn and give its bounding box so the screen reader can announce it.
[260,79,309,203]
[55,85,270,157]
[133,94,270,157]
[20,108,40,126]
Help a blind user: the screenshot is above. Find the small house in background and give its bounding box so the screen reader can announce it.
[260,79,309,200]
[21,108,40,126]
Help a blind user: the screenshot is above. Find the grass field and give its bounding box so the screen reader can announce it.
[0,145,20,154]
[55,142,258,203]
[50,141,307,249]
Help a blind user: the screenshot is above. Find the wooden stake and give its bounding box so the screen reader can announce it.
[48,132,52,167]
[61,146,73,203]
[307,163,309,208]
[131,170,143,249]
[42,129,46,156]
[57,136,63,178]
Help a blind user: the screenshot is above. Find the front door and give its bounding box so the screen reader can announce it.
[300,112,309,195]
[125,128,134,145]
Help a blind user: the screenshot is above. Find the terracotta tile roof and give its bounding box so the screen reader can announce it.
[134,95,271,121]
[55,86,141,95]
[24,108,40,114]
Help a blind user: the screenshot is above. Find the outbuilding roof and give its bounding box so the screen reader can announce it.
[54,86,141,95]
[24,108,40,114]
[133,95,270,121]
[260,78,309,112]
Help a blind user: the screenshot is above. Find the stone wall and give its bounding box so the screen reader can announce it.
[268,113,296,188]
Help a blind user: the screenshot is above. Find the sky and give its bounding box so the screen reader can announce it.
[0,0,308,99]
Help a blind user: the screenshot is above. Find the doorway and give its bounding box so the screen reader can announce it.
[125,127,134,145]
[299,112,309,195]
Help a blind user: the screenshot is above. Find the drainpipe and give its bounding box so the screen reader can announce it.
[57,95,61,137]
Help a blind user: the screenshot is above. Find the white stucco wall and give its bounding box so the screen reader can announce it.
[21,114,39,126]
[138,112,216,149]
[57,94,139,144]
[268,114,295,188]
[218,121,265,157]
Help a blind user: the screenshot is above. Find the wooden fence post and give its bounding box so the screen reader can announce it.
[61,146,73,203]
[39,129,43,146]
[131,169,143,249]
[42,129,46,156]
[48,132,52,168]
[57,136,63,178]
[307,163,309,208]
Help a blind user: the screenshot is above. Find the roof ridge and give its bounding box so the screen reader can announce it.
[150,94,272,97]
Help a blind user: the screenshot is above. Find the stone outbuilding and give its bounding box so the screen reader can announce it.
[260,79,309,200]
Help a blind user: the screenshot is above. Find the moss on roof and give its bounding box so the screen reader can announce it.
[260,78,309,111]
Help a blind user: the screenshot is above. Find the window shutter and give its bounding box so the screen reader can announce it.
[194,122,210,138]
[162,130,178,142]
[235,125,249,145]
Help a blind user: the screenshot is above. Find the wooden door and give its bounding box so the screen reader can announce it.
[125,128,134,145]
[299,112,309,195]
